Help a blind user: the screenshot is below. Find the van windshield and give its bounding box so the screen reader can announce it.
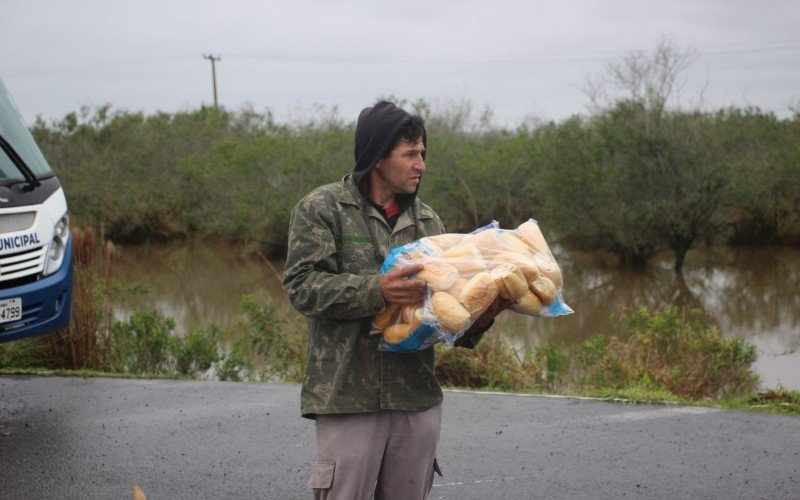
[0,79,53,180]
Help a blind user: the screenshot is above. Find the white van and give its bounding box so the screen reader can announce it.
[0,78,72,342]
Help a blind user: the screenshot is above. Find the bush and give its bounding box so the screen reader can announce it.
[435,336,541,392]
[435,305,758,402]
[216,340,249,382]
[534,340,568,391]
[110,310,176,374]
[238,295,306,382]
[174,325,222,377]
[572,306,758,399]
[0,336,46,370]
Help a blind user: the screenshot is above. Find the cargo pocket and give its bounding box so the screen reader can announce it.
[307,459,335,490]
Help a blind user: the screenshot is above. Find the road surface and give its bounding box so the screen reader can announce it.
[1,375,798,499]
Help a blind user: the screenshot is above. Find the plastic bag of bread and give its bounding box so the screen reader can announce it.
[372,219,573,352]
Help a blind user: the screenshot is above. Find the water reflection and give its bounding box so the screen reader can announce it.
[112,242,294,334]
[111,242,800,390]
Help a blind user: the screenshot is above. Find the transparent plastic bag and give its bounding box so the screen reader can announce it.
[372,219,573,353]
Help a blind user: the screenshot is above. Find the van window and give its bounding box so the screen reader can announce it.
[0,80,54,179]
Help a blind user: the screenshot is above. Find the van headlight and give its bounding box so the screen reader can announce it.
[44,214,69,276]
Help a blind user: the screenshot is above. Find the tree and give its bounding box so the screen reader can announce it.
[568,36,727,272]
[585,35,700,125]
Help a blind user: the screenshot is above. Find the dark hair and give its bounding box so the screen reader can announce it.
[383,115,426,158]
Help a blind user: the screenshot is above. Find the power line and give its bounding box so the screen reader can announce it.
[3,39,800,77]
[2,54,198,77]
[220,38,800,64]
[701,44,800,56]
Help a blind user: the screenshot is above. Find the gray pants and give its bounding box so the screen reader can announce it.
[308,403,443,500]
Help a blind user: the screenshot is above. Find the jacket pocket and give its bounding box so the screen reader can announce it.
[307,459,336,489]
[340,242,373,274]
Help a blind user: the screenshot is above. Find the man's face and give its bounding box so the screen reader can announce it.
[373,138,427,196]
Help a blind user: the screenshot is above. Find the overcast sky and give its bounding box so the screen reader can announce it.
[2,0,799,128]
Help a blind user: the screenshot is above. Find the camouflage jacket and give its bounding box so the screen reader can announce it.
[283,174,448,418]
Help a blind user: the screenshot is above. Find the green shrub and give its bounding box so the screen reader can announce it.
[173,325,222,377]
[239,295,306,382]
[534,340,568,391]
[216,339,249,382]
[435,336,541,392]
[0,336,47,369]
[572,306,758,399]
[110,310,176,374]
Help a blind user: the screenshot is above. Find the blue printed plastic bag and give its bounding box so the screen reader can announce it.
[373,220,573,353]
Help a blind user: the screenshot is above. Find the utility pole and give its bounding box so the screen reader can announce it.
[202,54,221,109]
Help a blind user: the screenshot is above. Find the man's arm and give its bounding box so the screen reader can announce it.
[282,196,426,320]
[454,297,513,348]
[282,198,386,320]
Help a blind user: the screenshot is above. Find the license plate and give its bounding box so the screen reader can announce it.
[0,298,22,323]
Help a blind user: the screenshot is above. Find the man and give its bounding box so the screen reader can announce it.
[283,101,504,499]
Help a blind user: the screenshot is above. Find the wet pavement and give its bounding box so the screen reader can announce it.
[1,375,798,499]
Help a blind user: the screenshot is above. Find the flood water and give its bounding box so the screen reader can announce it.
[112,242,800,391]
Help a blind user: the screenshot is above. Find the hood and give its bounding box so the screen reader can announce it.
[352,101,426,186]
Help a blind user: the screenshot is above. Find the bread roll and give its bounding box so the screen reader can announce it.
[441,241,480,260]
[490,264,528,300]
[419,238,442,254]
[384,324,412,344]
[401,303,425,331]
[418,261,459,291]
[446,277,469,300]
[492,251,539,283]
[431,291,471,332]
[530,276,557,305]
[421,233,462,253]
[468,228,504,256]
[532,253,563,288]
[517,220,551,254]
[416,307,437,327]
[372,302,401,333]
[512,291,543,315]
[499,232,532,254]
[411,308,426,331]
[458,271,499,318]
[441,242,486,276]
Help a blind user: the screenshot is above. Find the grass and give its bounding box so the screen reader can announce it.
[0,367,184,380]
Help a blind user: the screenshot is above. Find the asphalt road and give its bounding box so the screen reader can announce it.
[1,375,798,499]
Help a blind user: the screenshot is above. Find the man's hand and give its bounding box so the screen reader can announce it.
[380,263,427,304]
[470,296,514,331]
